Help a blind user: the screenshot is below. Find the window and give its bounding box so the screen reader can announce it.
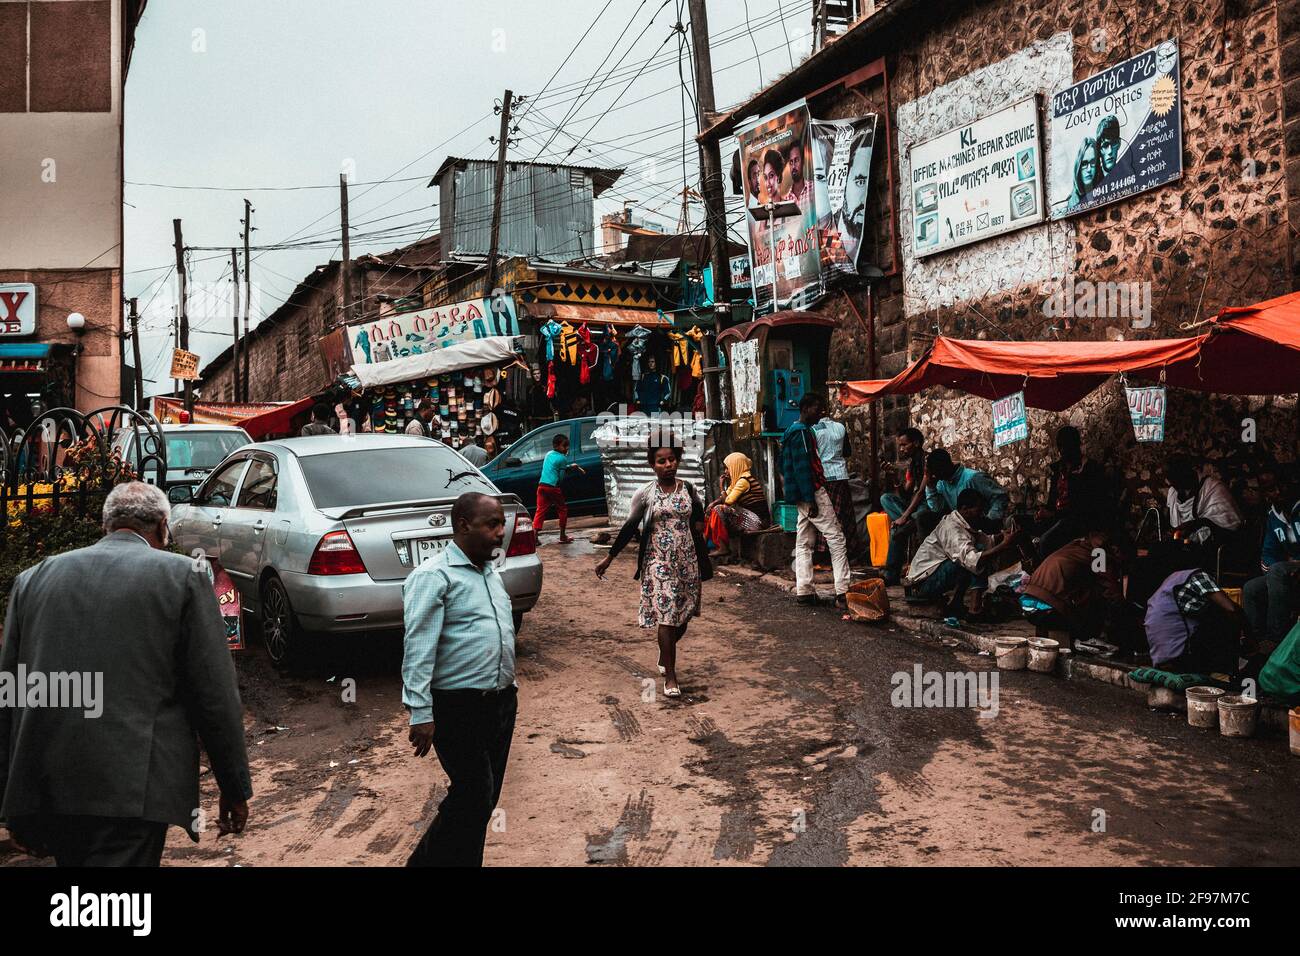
[236,458,278,511]
[297,447,494,509]
[276,338,286,374]
[506,424,569,465]
[195,459,248,508]
[578,419,601,454]
[299,323,312,357]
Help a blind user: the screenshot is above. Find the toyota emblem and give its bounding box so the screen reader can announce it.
[428,514,447,527]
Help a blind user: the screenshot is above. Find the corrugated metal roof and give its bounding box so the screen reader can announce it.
[431,156,623,196]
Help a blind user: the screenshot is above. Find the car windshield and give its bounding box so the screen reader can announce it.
[298,446,496,509]
[164,432,249,470]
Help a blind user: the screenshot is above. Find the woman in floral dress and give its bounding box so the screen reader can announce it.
[595,444,710,697]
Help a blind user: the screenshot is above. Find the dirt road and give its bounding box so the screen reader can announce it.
[8,524,1294,868]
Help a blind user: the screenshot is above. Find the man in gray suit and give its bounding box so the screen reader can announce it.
[0,481,253,866]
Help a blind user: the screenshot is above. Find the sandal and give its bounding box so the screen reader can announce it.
[663,682,682,698]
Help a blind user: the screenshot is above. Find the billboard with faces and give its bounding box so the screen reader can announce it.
[737,101,823,314]
[1048,39,1183,219]
[810,114,877,277]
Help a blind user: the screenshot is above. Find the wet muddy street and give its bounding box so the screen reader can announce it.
[34,526,1292,868]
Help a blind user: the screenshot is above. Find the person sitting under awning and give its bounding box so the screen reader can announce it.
[1243,469,1300,645]
[1019,523,1130,652]
[904,489,1018,620]
[1143,566,1245,676]
[1165,456,1243,556]
[1030,425,1111,560]
[924,449,1009,530]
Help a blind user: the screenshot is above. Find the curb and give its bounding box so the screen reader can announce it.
[715,564,1296,739]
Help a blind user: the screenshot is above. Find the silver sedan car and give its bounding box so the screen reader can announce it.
[169,433,543,666]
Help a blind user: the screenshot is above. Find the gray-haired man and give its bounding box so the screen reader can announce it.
[0,482,252,866]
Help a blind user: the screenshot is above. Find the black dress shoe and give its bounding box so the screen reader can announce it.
[796,594,818,606]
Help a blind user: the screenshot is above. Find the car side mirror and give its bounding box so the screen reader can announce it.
[168,485,193,504]
[504,457,522,468]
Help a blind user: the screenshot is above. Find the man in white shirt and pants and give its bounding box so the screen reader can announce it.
[904,489,1018,618]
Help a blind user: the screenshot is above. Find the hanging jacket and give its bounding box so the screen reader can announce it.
[626,326,652,380]
[686,326,705,378]
[539,320,563,362]
[576,323,598,385]
[558,322,579,365]
[599,325,620,381]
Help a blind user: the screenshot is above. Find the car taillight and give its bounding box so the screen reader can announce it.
[505,512,536,558]
[308,530,368,575]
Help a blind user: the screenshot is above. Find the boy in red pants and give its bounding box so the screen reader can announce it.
[535,433,584,544]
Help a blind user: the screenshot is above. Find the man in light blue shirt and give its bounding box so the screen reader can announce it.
[924,448,1010,525]
[402,492,516,867]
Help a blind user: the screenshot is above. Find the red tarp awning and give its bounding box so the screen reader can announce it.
[840,289,1300,410]
[839,335,1204,411]
[236,396,315,440]
[1162,292,1300,395]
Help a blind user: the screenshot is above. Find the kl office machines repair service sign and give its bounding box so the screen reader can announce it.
[908,96,1045,258]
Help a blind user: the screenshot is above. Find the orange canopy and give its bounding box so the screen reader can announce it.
[1163,291,1300,395]
[839,335,1203,411]
[839,289,1300,411]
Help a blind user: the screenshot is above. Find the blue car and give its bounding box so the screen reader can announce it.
[480,416,606,516]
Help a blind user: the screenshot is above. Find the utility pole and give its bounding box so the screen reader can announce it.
[173,218,192,415]
[230,248,241,404]
[339,173,353,327]
[687,0,732,419]
[127,297,142,410]
[485,89,516,297]
[171,306,180,397]
[242,199,252,402]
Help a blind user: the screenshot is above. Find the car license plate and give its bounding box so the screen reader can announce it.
[414,537,449,565]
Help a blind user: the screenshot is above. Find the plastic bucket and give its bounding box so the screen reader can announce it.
[995,636,1029,671]
[1290,707,1300,757]
[1027,637,1060,673]
[1147,685,1183,711]
[1217,695,1259,738]
[1185,686,1226,728]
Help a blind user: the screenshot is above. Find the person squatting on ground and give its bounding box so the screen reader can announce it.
[402,492,518,867]
[903,489,1019,620]
[595,443,711,699]
[782,393,851,609]
[0,481,252,866]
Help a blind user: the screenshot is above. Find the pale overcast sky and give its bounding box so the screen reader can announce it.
[124,0,810,394]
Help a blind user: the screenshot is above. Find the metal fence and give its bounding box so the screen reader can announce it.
[1,405,168,547]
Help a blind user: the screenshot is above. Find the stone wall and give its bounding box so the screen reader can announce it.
[810,0,1296,508]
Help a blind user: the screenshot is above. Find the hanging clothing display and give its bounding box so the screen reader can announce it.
[539,320,563,363]
[599,324,620,381]
[626,325,652,381]
[576,323,598,386]
[558,321,580,365]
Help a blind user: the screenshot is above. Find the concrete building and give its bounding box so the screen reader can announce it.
[701,0,1299,511]
[0,0,147,416]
